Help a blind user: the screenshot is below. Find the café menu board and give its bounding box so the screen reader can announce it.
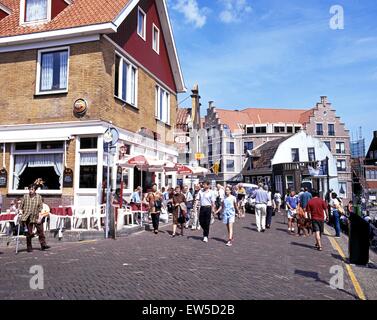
[63,168,73,188]
[0,168,7,187]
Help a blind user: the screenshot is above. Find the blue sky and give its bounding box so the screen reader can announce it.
[168,0,377,148]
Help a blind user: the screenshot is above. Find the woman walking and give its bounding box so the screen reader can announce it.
[221,186,238,246]
[146,184,163,234]
[172,185,186,237]
[190,184,201,230]
[183,185,193,229]
[330,192,342,238]
[236,184,246,218]
[273,191,282,214]
[265,186,274,229]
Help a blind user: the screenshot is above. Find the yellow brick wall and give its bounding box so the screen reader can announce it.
[0,37,177,146]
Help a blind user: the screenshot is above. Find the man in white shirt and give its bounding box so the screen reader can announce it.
[196,181,216,242]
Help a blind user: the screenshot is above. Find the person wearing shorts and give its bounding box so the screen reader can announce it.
[286,191,298,233]
[221,187,237,246]
[306,189,328,251]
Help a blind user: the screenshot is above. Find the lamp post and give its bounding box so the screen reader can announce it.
[104,124,119,239]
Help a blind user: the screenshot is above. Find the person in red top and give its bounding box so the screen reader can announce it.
[306,189,328,251]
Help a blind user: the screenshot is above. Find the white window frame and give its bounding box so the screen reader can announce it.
[36,46,70,95]
[114,52,138,108]
[9,141,64,195]
[337,159,346,172]
[137,6,146,41]
[76,136,101,193]
[20,0,52,26]
[152,23,160,54]
[155,84,170,125]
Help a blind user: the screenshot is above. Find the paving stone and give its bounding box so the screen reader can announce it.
[0,212,361,300]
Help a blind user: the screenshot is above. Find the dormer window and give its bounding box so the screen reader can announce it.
[21,0,51,25]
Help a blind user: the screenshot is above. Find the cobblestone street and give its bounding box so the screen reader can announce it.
[0,212,360,300]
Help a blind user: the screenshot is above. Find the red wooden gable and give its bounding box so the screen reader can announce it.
[52,0,69,19]
[109,0,177,92]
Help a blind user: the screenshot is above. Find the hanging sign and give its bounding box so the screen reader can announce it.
[0,168,7,188]
[63,168,74,188]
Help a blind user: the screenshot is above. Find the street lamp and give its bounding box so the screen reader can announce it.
[103,124,119,239]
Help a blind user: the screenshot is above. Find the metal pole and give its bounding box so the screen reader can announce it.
[326,156,330,199]
[105,144,111,239]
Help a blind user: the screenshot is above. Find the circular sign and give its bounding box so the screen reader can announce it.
[104,127,120,145]
[175,135,190,144]
[73,99,88,117]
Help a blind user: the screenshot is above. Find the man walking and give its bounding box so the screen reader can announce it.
[197,181,216,242]
[251,183,269,232]
[299,187,312,217]
[20,184,50,252]
[306,189,328,251]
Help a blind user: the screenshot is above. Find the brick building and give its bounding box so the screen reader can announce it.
[203,96,352,202]
[0,0,186,209]
[364,131,377,201]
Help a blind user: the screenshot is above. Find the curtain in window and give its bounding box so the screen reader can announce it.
[41,53,53,90]
[160,89,164,122]
[59,51,68,89]
[26,0,48,22]
[130,67,136,105]
[80,152,98,166]
[27,154,60,167]
[122,61,128,101]
[13,156,28,189]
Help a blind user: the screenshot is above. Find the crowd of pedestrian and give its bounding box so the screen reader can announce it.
[136,181,361,253]
[1,180,368,255]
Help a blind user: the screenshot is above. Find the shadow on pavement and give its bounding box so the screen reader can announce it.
[291,241,316,250]
[186,236,203,241]
[294,269,359,300]
[211,237,227,244]
[275,228,290,233]
[331,253,346,263]
[243,226,259,232]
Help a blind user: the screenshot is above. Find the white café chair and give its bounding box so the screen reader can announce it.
[92,204,106,231]
[117,207,134,230]
[72,206,94,230]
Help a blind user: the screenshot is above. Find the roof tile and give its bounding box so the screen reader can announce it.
[0,0,131,38]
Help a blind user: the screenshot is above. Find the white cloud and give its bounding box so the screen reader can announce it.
[219,0,252,23]
[172,0,208,28]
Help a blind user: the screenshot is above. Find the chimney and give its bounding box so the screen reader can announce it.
[320,96,328,105]
[208,101,215,109]
[190,84,201,129]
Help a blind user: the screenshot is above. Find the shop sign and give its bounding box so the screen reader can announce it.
[195,153,205,160]
[175,135,190,144]
[63,168,74,188]
[0,168,7,188]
